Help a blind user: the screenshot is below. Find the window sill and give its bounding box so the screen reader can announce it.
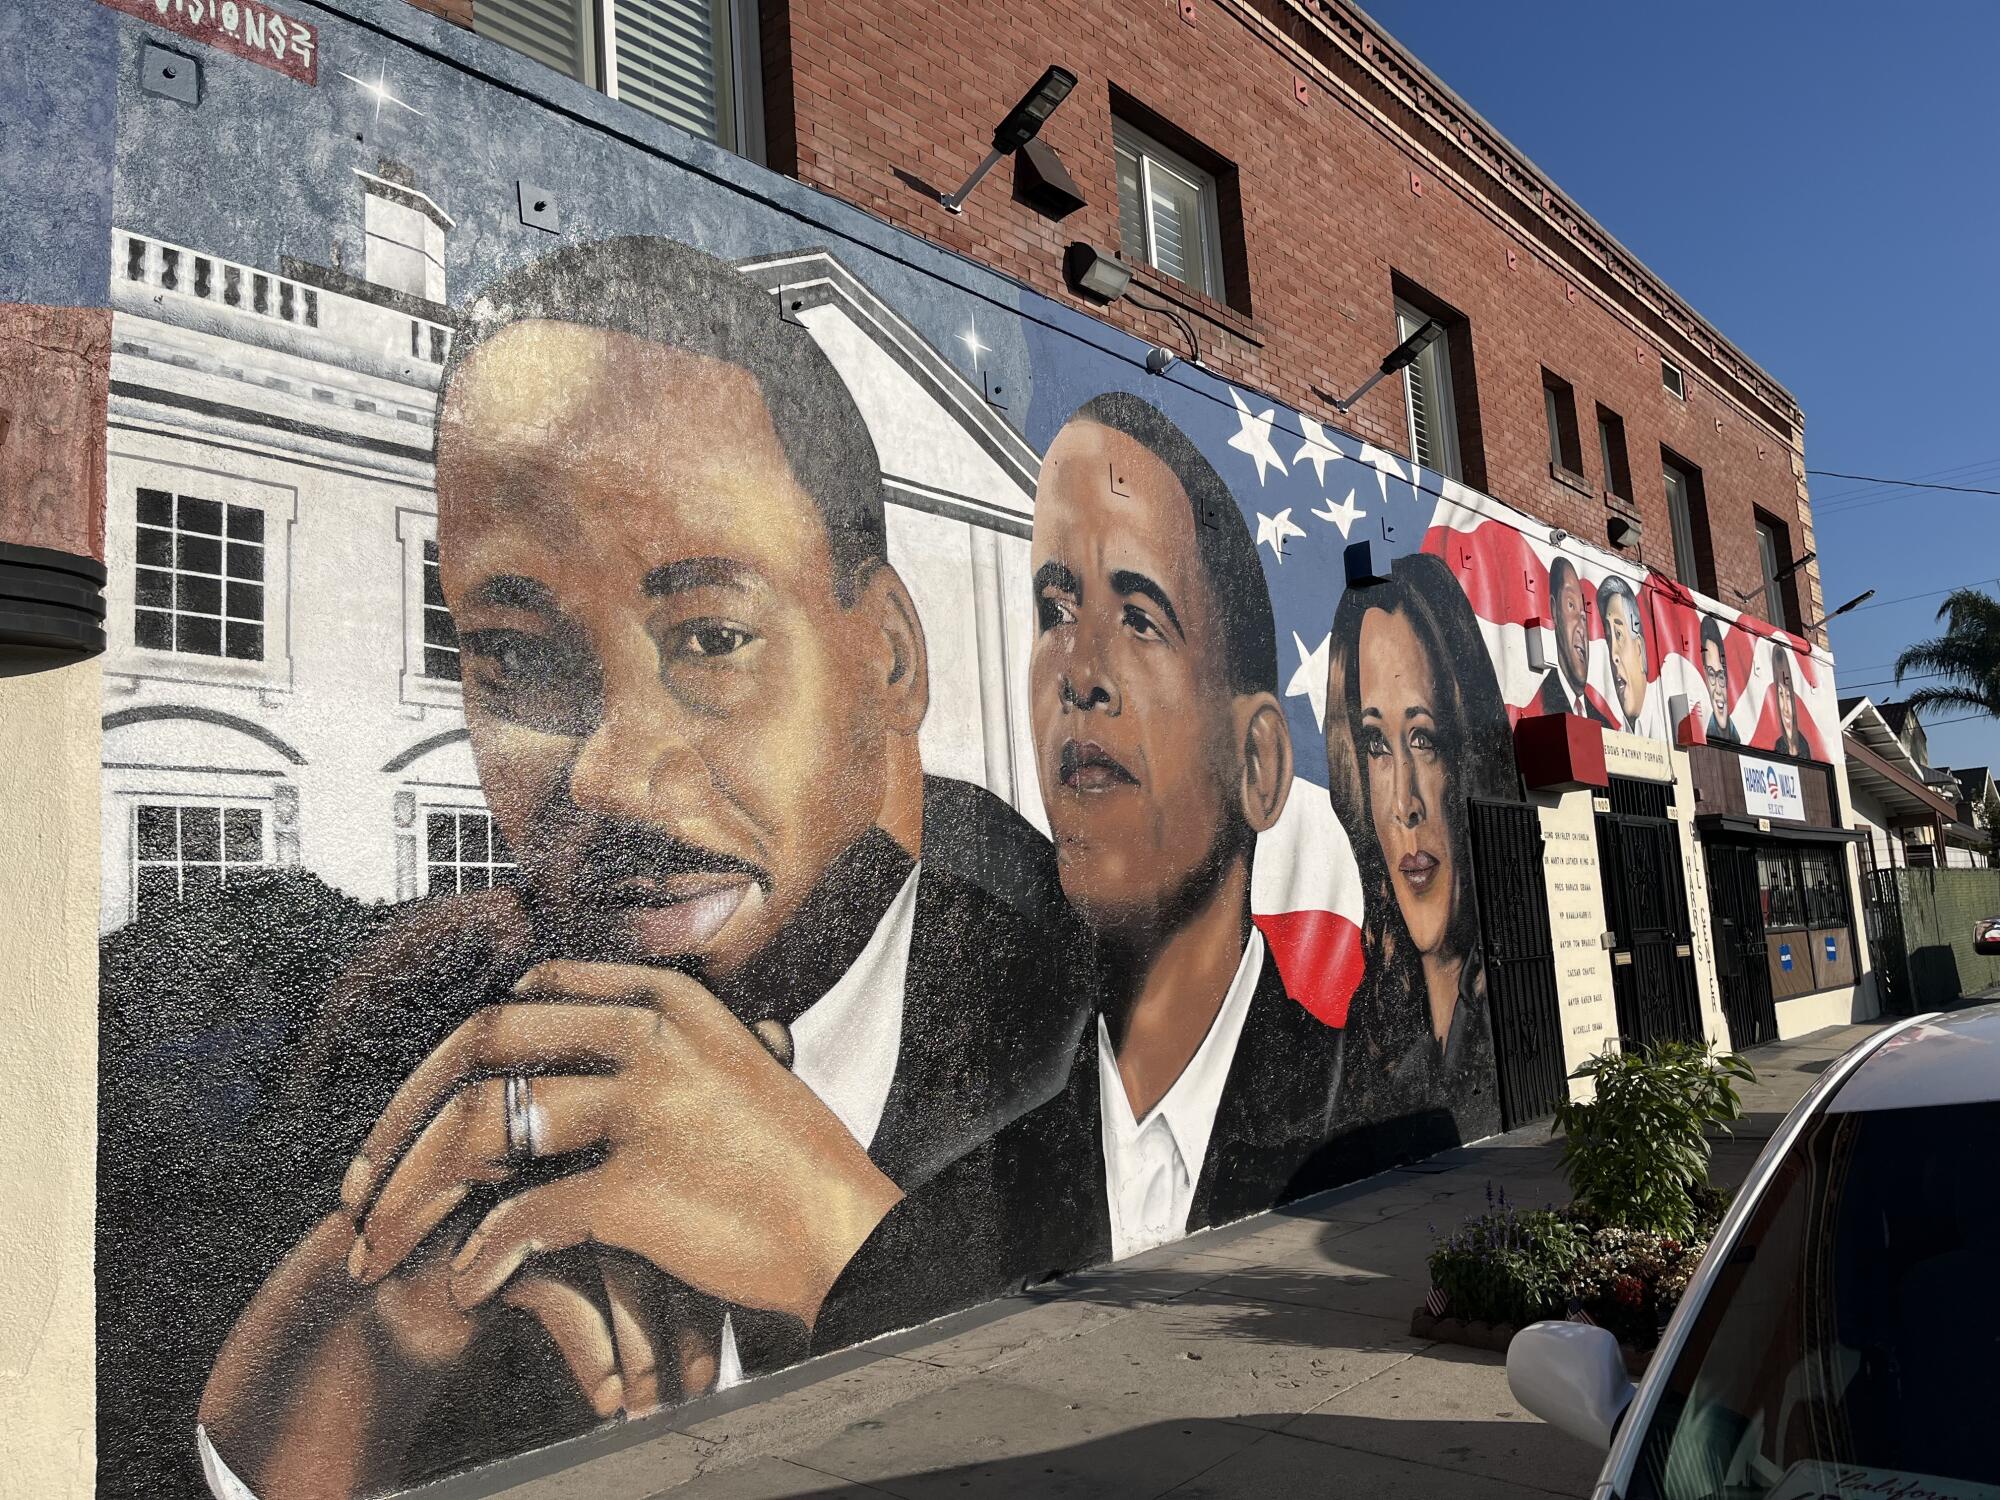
[1549,463,1592,498]
[1604,489,1638,516]
[1121,261,1264,349]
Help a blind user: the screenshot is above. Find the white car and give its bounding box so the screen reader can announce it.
[1508,1005,2000,1500]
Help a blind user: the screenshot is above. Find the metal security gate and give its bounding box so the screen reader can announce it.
[1467,798,1567,1130]
[1863,867,1912,1015]
[1595,777,1705,1048]
[1706,842,1777,1049]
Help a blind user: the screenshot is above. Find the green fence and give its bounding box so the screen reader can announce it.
[1887,866,2000,1009]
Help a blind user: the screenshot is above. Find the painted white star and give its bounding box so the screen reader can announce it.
[955,320,991,367]
[340,66,425,125]
[1355,440,1410,502]
[1293,414,1345,485]
[1228,389,1288,485]
[1312,489,1367,539]
[1286,630,1332,730]
[1256,507,1306,565]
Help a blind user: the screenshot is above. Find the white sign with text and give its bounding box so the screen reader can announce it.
[1741,757,1806,821]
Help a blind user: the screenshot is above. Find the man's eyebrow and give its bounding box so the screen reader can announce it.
[1110,569,1184,640]
[643,557,757,597]
[465,574,557,612]
[1034,560,1080,596]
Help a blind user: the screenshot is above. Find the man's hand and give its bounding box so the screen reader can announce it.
[341,960,904,1331]
[198,1212,647,1499]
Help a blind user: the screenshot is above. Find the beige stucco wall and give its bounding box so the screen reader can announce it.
[0,658,100,1499]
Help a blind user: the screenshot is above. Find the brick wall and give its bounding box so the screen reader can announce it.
[421,0,1824,625]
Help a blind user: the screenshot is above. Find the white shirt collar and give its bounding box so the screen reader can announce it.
[786,862,918,1152]
[1098,927,1265,1182]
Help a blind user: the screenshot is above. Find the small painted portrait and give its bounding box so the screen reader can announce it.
[191,236,1079,1497]
[1701,617,1737,743]
[1534,556,1608,723]
[1027,390,1341,1255]
[1324,551,1515,1143]
[1771,645,1808,758]
[1597,574,1648,729]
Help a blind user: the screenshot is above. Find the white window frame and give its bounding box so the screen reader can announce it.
[479,0,764,161]
[1113,119,1227,301]
[1757,517,1789,627]
[106,454,296,694]
[396,508,463,710]
[420,805,517,897]
[1396,298,1463,481]
[1663,458,1701,587]
[128,796,273,921]
[1661,357,1686,400]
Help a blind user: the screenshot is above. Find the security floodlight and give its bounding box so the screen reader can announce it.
[1803,588,1875,633]
[933,66,1078,214]
[991,66,1076,153]
[1064,242,1132,303]
[1731,549,1819,606]
[1327,319,1446,412]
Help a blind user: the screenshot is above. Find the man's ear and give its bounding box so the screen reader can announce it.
[1234,692,1294,835]
[856,559,929,737]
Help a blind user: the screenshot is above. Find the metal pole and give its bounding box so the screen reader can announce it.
[939,148,1006,214]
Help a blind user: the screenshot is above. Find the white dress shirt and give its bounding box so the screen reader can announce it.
[198,865,922,1498]
[1097,930,1265,1262]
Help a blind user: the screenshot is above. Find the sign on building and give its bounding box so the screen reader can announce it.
[1742,756,1806,821]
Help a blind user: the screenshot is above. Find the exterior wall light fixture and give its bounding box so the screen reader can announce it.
[933,66,1078,214]
[1327,318,1444,413]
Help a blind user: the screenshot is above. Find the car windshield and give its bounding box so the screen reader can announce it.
[1626,1100,2000,1500]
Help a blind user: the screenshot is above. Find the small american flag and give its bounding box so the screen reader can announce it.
[1567,1297,1596,1327]
[1423,1287,1450,1318]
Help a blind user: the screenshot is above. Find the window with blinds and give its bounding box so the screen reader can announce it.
[1396,298,1462,480]
[475,0,597,87]
[1113,119,1224,299]
[474,0,748,153]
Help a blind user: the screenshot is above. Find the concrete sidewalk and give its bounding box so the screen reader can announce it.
[448,1020,1889,1500]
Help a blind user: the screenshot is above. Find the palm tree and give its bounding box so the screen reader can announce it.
[1893,587,2000,721]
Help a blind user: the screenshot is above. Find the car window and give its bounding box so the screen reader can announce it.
[1626,1100,2000,1500]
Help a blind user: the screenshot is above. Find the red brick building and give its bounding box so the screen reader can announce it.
[411,0,1823,635]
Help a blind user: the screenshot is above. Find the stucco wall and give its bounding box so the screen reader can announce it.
[0,660,101,1500]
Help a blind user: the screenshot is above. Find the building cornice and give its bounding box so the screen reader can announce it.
[1231,0,1802,444]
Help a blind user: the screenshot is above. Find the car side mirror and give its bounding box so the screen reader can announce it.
[1506,1320,1636,1451]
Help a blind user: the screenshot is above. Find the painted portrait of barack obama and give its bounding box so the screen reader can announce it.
[191,237,1083,1498]
[1027,391,1342,1252]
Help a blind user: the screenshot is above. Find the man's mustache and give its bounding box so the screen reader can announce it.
[551,824,771,904]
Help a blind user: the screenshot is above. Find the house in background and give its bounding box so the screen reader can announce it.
[1842,697,1991,873]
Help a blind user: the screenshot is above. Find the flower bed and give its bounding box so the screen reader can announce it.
[1415,1183,1728,1358]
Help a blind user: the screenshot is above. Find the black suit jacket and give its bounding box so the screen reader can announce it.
[818,935,1347,1348]
[1534,668,1611,725]
[96,776,1081,1497]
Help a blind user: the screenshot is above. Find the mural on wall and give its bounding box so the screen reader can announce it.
[71,4,1841,1497]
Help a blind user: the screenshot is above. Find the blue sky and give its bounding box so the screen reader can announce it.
[1359,0,2000,777]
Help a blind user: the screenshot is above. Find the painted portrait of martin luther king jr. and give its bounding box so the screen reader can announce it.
[193,236,1083,1499]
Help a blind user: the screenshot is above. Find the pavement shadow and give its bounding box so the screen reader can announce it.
[669,1411,1595,1497]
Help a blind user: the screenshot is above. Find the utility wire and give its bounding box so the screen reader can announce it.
[1811,454,2000,510]
[1831,576,2000,616]
[1808,468,2000,498]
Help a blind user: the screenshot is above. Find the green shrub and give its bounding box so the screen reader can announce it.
[1427,1199,1587,1328]
[1553,1040,1754,1238]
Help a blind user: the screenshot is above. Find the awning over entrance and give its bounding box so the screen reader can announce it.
[1697,813,1865,845]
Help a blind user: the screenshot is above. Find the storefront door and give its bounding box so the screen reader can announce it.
[1706,842,1778,1049]
[1596,776,1704,1048]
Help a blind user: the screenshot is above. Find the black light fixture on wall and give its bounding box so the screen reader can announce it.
[1061,242,1201,372]
[922,66,1078,215]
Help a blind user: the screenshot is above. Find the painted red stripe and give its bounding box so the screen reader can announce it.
[1253,909,1366,1028]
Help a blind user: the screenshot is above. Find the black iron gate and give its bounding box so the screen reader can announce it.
[1863,867,1911,1015]
[1467,798,1567,1129]
[1705,842,1777,1049]
[1595,777,1705,1048]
